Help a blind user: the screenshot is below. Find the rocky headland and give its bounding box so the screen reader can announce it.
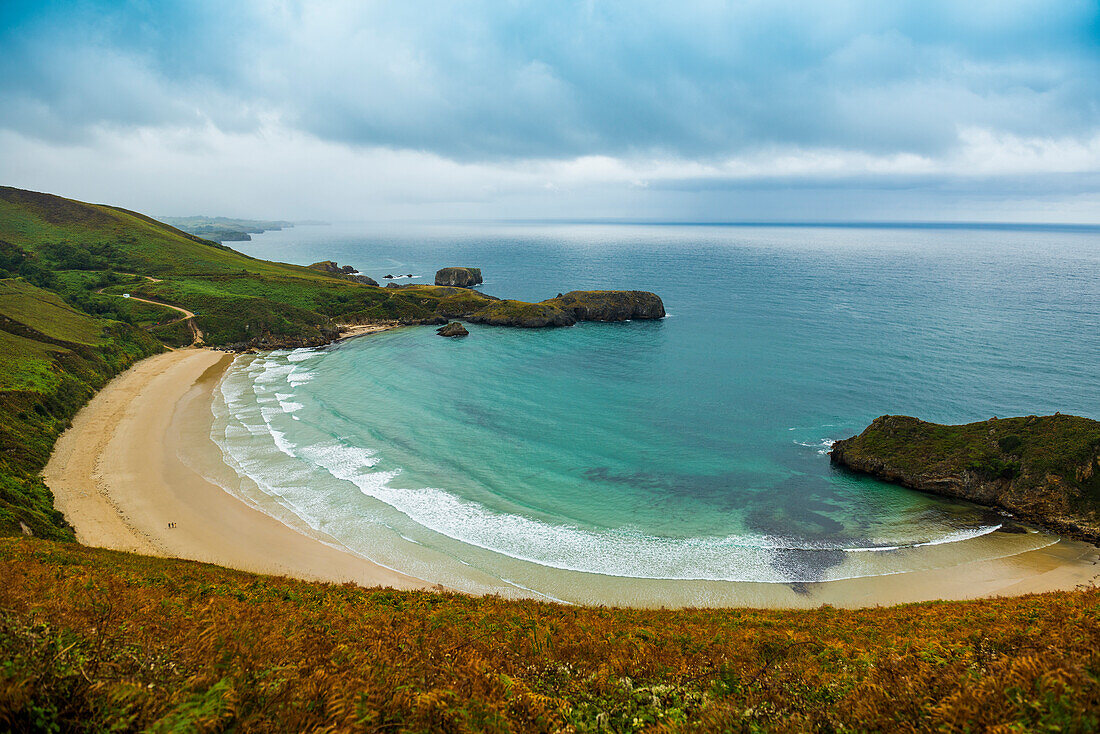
[830,414,1100,542]
[466,290,666,327]
[308,261,380,286]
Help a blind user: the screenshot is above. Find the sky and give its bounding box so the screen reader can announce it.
[1,0,1099,223]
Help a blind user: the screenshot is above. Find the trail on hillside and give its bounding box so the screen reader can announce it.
[96,282,204,347]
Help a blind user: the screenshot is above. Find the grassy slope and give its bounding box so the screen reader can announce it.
[0,188,516,345]
[1,537,1097,732]
[0,186,365,346]
[0,279,162,539]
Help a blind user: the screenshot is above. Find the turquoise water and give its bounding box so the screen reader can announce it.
[211,223,1100,598]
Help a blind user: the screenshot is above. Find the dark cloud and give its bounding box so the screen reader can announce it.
[2,0,1098,159]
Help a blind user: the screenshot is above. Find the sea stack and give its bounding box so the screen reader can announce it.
[435,267,483,287]
[436,322,469,337]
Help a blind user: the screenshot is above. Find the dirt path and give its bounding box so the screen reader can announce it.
[96,281,203,346]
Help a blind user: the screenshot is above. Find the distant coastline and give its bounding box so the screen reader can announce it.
[160,215,331,243]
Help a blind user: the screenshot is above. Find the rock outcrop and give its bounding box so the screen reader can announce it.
[546,291,666,322]
[307,261,379,286]
[436,322,469,337]
[435,267,483,288]
[467,300,574,327]
[466,290,665,328]
[830,414,1100,541]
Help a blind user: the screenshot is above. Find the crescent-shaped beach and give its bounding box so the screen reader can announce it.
[43,346,1100,609]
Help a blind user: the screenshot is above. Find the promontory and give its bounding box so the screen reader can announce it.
[831,414,1100,541]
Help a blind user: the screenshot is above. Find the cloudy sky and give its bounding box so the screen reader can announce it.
[2,0,1098,222]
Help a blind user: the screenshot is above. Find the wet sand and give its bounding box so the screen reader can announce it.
[43,348,1100,607]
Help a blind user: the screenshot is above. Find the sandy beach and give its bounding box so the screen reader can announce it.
[43,348,1100,607]
[336,323,397,340]
[44,348,429,590]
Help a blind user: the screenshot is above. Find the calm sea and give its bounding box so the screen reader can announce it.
[209,223,1100,601]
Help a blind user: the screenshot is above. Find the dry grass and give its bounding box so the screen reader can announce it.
[1,537,1098,732]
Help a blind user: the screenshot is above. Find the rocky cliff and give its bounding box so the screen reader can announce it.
[308,261,379,286]
[435,267,483,287]
[830,414,1100,541]
[466,290,665,328]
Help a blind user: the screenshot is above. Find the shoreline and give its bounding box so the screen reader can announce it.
[43,348,430,591]
[335,322,399,341]
[43,347,1100,608]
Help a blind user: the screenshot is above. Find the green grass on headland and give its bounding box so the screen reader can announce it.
[832,414,1100,540]
[159,215,295,242]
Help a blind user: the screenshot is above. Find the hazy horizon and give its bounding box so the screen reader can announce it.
[2,1,1099,224]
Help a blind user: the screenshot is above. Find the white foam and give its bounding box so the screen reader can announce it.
[794,438,837,455]
[276,435,1012,583]
[287,370,315,386]
[209,355,1037,586]
[287,348,322,363]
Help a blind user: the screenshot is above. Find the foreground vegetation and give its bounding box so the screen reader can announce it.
[1,537,1098,732]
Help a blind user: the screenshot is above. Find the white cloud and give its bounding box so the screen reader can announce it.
[2,122,1097,223]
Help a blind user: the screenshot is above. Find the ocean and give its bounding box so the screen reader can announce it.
[208,222,1100,603]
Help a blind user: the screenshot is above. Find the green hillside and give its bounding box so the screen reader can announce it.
[0,187,666,348]
[0,278,161,539]
[0,187,320,278]
[0,186,371,347]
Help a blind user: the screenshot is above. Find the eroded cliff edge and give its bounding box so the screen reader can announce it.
[830,414,1100,542]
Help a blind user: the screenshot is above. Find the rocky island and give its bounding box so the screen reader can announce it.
[435,266,483,287]
[436,321,469,337]
[831,414,1100,541]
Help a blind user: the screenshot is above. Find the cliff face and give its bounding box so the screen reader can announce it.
[466,290,665,328]
[308,261,379,286]
[830,414,1100,541]
[435,267,483,287]
[547,290,665,322]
